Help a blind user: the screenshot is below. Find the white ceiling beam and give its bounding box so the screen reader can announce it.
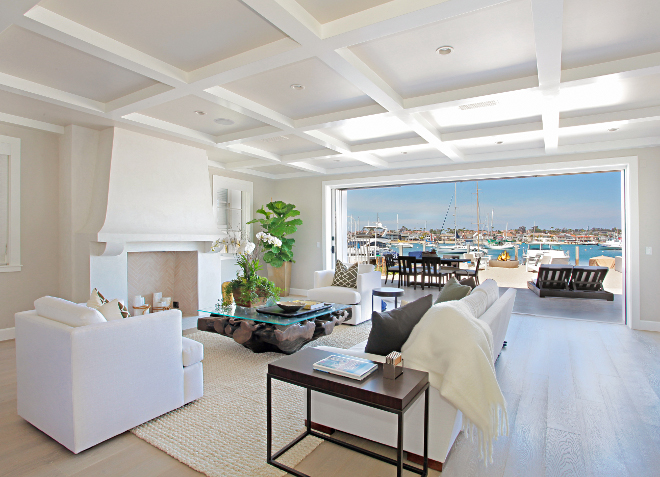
[226,144,282,163]
[299,130,351,153]
[559,106,660,129]
[0,111,64,134]
[207,159,226,169]
[121,113,218,145]
[441,121,544,142]
[226,159,275,170]
[105,84,176,116]
[0,72,105,112]
[294,105,386,130]
[240,0,322,45]
[286,161,327,174]
[351,136,429,153]
[230,168,279,179]
[281,150,341,162]
[326,49,404,112]
[562,52,660,85]
[399,113,464,161]
[201,87,294,129]
[18,8,188,85]
[215,126,284,145]
[0,0,42,34]
[324,0,510,47]
[530,0,563,152]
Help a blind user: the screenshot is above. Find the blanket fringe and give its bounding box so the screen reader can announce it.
[461,401,509,465]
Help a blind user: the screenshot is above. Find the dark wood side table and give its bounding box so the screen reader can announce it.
[372,287,405,311]
[267,348,429,477]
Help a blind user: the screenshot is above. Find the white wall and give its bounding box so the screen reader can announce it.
[0,124,60,331]
[274,147,660,323]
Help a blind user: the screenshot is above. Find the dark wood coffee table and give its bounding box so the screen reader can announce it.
[197,304,350,354]
[267,348,429,477]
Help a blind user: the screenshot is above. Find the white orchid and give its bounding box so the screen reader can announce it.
[237,241,256,255]
[256,231,282,247]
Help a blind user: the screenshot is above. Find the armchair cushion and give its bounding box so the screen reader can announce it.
[34,296,106,327]
[331,260,358,288]
[307,286,361,305]
[181,337,204,367]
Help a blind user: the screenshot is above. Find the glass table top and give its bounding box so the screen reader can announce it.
[198,301,350,326]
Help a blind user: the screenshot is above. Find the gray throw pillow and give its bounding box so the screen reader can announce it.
[459,277,477,289]
[364,294,433,355]
[435,277,472,304]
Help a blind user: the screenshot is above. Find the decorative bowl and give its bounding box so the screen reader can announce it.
[276,301,305,313]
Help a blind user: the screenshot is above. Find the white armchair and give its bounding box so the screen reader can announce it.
[307,263,382,325]
[15,297,203,454]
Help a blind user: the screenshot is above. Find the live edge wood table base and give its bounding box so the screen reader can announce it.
[267,348,430,477]
[197,308,349,354]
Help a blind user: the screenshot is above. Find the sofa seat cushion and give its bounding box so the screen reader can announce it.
[35,296,107,327]
[307,286,361,305]
[182,337,204,367]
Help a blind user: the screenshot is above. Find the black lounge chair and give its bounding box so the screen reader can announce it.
[527,264,614,301]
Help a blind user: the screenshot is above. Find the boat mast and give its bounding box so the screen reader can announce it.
[454,183,457,243]
[476,181,480,247]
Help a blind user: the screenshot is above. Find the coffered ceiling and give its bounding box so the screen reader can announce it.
[0,0,659,179]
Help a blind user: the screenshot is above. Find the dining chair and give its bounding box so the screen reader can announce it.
[397,256,418,289]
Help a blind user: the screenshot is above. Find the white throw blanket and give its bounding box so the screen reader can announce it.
[401,301,508,463]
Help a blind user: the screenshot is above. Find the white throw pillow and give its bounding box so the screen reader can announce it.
[458,290,489,319]
[86,288,107,308]
[35,296,106,327]
[96,299,124,321]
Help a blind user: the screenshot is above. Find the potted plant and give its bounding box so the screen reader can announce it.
[248,201,302,296]
[215,239,280,308]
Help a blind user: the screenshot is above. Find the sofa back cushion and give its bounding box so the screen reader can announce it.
[35,296,107,327]
[458,290,489,319]
[471,279,499,309]
[364,294,433,355]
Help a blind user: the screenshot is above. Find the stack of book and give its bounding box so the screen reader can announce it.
[313,354,377,381]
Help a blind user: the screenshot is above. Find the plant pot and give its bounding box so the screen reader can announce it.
[232,289,268,308]
[267,262,292,296]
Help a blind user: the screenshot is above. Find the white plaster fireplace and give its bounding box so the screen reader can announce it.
[59,126,240,323]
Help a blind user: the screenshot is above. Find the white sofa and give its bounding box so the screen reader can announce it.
[312,281,516,468]
[15,298,203,454]
[307,264,382,325]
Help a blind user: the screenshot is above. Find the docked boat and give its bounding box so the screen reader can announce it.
[486,240,516,251]
[524,242,570,271]
[600,239,622,250]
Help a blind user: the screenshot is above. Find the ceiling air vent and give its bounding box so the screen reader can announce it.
[261,136,290,143]
[459,100,498,111]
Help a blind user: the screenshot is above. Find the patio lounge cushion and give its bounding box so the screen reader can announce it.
[307,286,361,305]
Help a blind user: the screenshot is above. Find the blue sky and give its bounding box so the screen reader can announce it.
[347,172,621,231]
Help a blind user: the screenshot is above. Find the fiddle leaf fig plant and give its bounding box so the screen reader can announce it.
[248,201,302,268]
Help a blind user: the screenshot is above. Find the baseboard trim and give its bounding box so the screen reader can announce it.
[635,320,660,332]
[289,288,309,297]
[0,327,15,341]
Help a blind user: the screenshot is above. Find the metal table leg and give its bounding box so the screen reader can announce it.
[397,412,404,477]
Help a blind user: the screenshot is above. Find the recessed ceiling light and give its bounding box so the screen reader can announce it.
[436,46,453,55]
[401,151,408,154]
[214,118,235,126]
[334,159,341,162]
[290,84,305,90]
[194,110,206,115]
[608,128,618,132]
[496,141,504,144]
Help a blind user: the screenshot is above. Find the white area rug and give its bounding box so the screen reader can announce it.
[132,322,372,477]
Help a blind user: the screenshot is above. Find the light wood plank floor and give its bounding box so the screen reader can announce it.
[2,314,659,476]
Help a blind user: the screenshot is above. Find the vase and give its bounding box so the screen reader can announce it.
[267,262,292,296]
[232,289,268,308]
